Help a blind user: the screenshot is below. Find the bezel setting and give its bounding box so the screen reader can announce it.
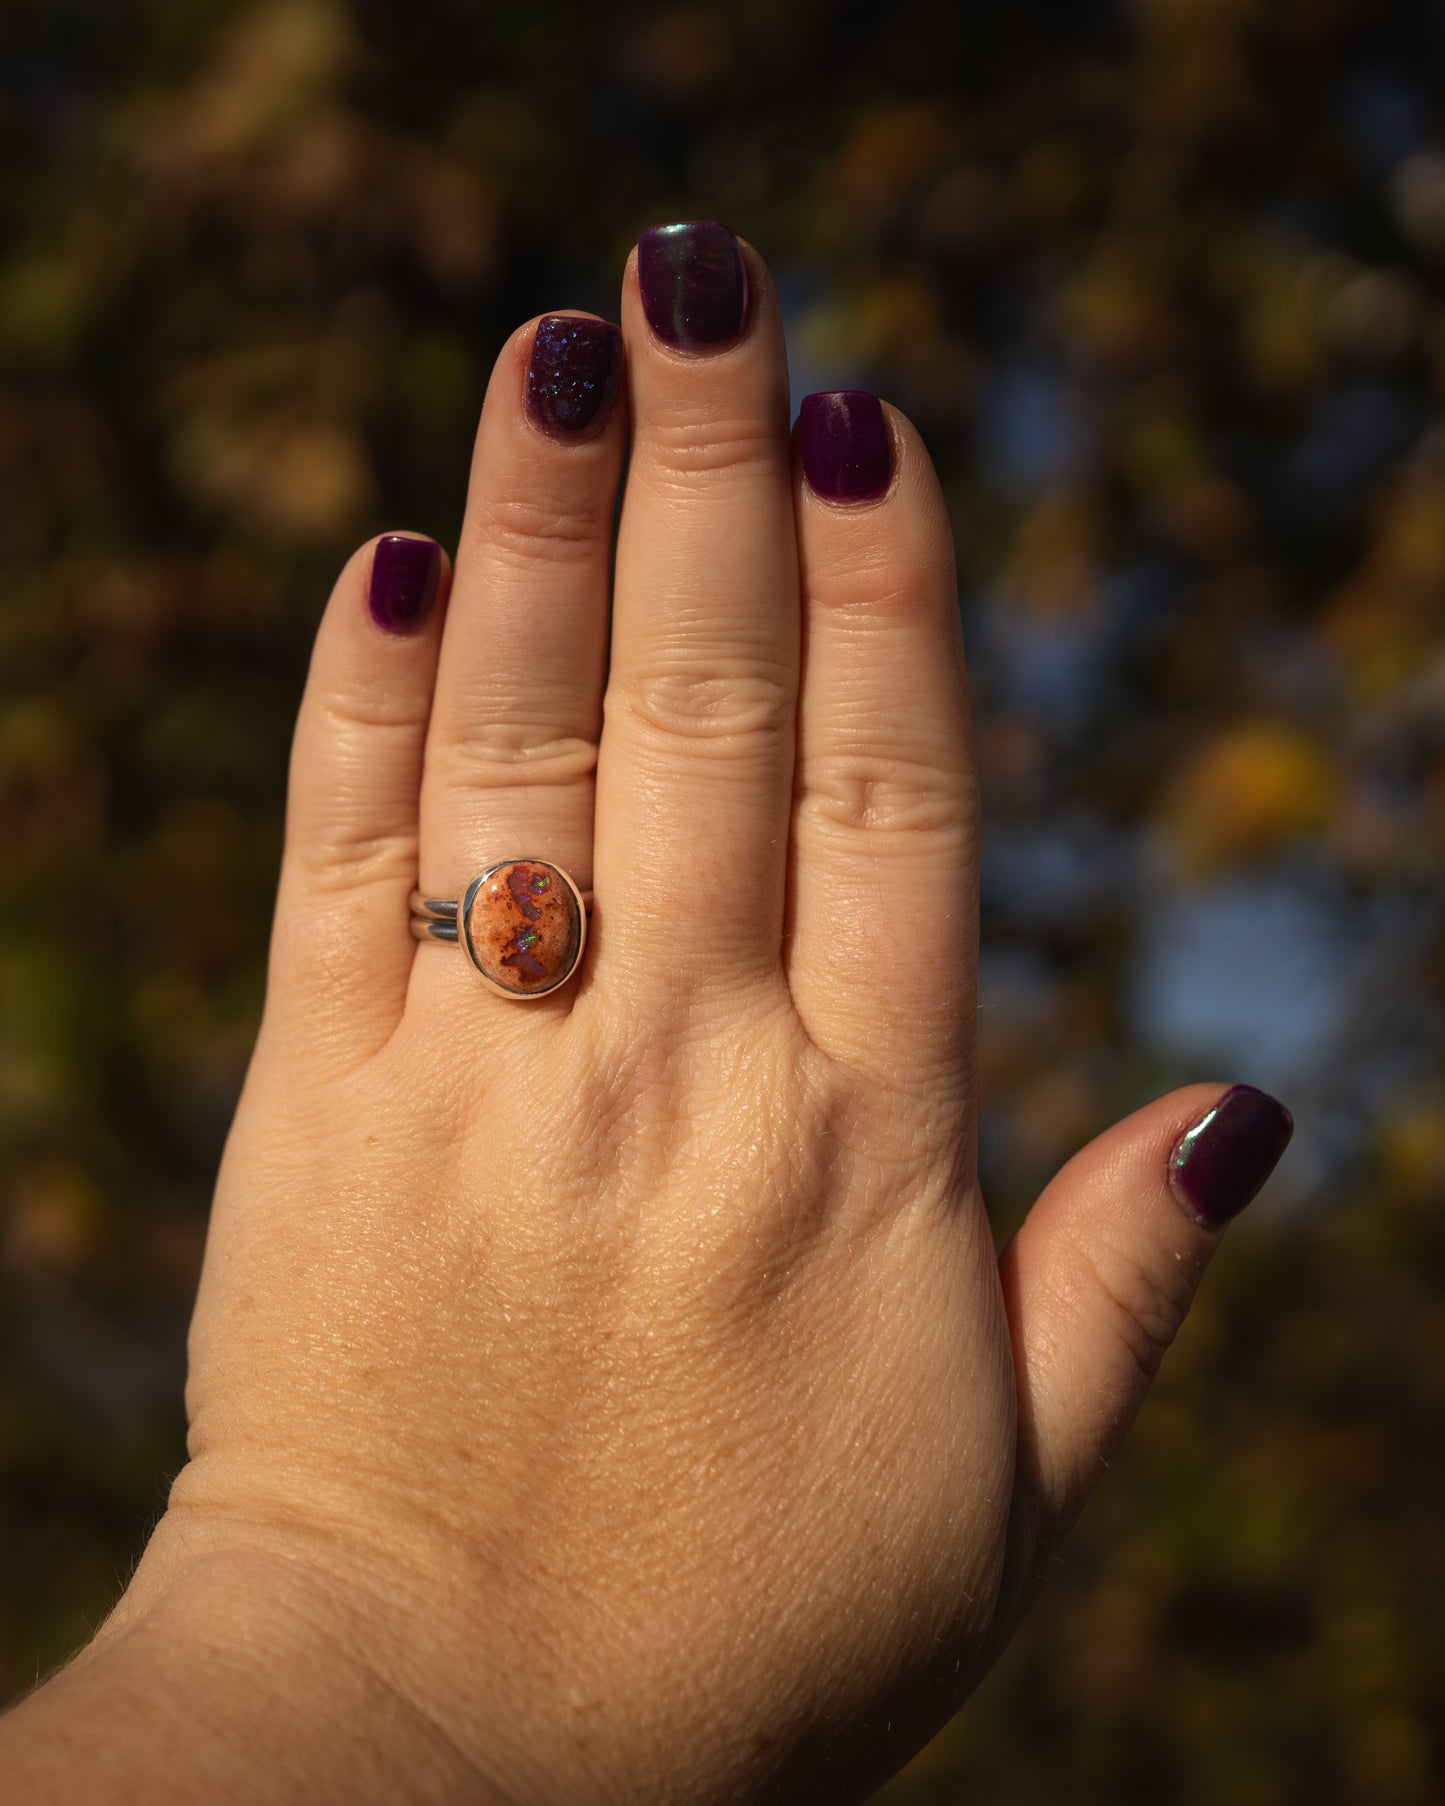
[459,858,588,1000]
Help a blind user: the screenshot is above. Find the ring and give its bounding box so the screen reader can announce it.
[409,858,592,1000]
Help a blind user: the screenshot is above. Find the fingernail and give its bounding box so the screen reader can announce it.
[637,222,749,350]
[525,315,623,438]
[798,390,894,503]
[1168,1085,1294,1228]
[368,534,441,635]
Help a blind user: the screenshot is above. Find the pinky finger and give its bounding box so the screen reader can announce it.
[266,532,448,1072]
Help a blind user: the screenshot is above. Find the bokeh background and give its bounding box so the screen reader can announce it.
[2,0,1443,1798]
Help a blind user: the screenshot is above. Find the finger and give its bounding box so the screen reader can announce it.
[999,1083,1294,1550]
[415,313,625,1014]
[592,224,797,1005]
[787,393,976,1094]
[269,532,448,1068]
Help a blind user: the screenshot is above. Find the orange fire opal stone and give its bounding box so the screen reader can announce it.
[465,861,581,996]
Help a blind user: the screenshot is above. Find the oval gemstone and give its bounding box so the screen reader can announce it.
[464,860,582,996]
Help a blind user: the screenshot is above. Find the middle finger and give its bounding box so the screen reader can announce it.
[594,224,797,1008]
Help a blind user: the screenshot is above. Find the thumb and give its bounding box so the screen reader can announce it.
[998,1082,1294,1552]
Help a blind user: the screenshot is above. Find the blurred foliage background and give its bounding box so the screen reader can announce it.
[2,0,1443,1798]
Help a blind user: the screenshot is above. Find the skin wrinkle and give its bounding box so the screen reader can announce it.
[427,724,599,769]
[799,504,954,600]
[1063,1234,1191,1394]
[311,687,435,737]
[284,828,420,890]
[492,1034,689,1211]
[796,766,979,839]
[632,380,788,442]
[802,563,948,623]
[424,740,599,812]
[471,493,614,569]
[608,667,796,747]
[631,432,789,494]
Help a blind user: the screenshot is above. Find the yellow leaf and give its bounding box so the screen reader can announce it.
[1163,720,1336,872]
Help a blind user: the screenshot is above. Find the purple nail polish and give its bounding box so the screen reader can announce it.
[798,391,894,503]
[637,222,749,350]
[1168,1085,1294,1228]
[368,534,441,635]
[525,315,622,437]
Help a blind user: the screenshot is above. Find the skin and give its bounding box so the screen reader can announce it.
[0,240,1246,1804]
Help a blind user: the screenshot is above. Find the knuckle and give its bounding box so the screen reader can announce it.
[431,727,599,791]
[290,824,418,891]
[473,492,610,572]
[312,686,428,741]
[799,753,979,839]
[806,553,944,619]
[288,696,426,885]
[608,667,794,751]
[639,413,781,486]
[1079,1239,1191,1390]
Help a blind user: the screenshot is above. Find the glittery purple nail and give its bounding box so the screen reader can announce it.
[368,534,441,635]
[798,391,894,503]
[524,315,622,438]
[1168,1085,1294,1228]
[637,222,750,350]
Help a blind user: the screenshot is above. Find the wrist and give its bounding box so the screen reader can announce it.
[0,1527,499,1806]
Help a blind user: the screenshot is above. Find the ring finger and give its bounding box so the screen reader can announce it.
[414,311,626,1015]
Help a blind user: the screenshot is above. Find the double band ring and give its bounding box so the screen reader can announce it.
[409,859,591,1000]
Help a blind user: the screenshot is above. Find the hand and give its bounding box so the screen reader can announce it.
[37,226,1291,1803]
